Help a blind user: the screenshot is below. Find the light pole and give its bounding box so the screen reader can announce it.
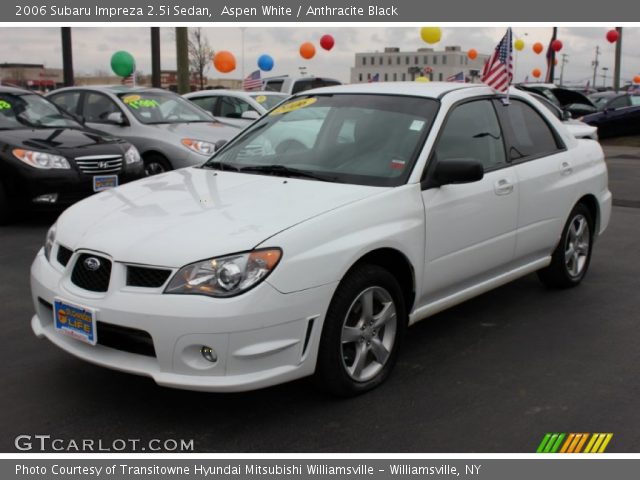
[240,27,246,81]
[601,67,609,89]
[591,45,600,89]
[559,54,569,86]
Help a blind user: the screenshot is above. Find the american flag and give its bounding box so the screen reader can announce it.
[243,70,262,91]
[446,71,465,83]
[481,28,513,92]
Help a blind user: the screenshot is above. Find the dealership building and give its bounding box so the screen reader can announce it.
[350,46,489,83]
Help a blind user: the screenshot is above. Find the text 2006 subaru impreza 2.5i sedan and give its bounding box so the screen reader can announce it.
[30,83,612,396]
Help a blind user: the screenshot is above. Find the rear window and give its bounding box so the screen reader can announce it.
[292,79,341,94]
[264,80,284,92]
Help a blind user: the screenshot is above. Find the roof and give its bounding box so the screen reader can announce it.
[185,89,287,98]
[0,85,30,94]
[304,81,491,99]
[51,85,162,94]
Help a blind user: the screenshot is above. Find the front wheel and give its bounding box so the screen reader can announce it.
[143,154,171,176]
[537,203,594,289]
[315,264,406,396]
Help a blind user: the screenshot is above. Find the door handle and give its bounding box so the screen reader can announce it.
[561,161,573,176]
[494,178,514,195]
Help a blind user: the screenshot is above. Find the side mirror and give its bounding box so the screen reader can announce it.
[561,110,572,121]
[106,112,126,125]
[423,158,484,189]
[215,139,228,151]
[241,110,260,121]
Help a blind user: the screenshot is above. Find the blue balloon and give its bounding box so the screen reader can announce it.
[257,54,274,72]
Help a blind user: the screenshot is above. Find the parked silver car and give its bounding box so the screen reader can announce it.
[184,90,289,128]
[47,86,240,175]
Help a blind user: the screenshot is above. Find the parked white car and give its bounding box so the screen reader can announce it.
[30,82,611,395]
[183,90,289,128]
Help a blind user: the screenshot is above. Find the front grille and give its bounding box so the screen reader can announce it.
[74,155,123,174]
[97,322,156,357]
[71,254,112,292]
[56,245,73,267]
[127,266,172,288]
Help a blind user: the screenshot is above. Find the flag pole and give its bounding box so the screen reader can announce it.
[505,27,512,105]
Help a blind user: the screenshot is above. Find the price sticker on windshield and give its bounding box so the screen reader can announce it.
[270,97,317,116]
[255,95,267,104]
[122,95,160,110]
[0,100,12,110]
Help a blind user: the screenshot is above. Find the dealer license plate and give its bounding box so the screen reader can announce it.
[93,175,118,192]
[53,298,97,345]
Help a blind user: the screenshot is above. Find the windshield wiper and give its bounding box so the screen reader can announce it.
[202,160,241,172]
[239,164,337,182]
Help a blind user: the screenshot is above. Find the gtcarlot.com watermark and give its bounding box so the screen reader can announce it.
[15,435,194,452]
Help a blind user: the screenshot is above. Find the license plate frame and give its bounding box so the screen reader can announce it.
[53,298,97,346]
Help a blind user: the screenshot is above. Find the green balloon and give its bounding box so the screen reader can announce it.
[110,51,136,77]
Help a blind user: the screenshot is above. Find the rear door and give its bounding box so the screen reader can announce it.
[420,98,518,302]
[494,98,573,263]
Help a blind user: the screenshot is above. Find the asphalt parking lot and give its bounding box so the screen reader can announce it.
[1,143,639,453]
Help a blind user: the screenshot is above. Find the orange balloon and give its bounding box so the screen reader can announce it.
[299,42,316,60]
[532,68,542,79]
[467,48,478,60]
[533,42,544,55]
[213,51,236,73]
[634,75,640,84]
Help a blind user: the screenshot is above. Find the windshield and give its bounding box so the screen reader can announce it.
[250,93,288,110]
[589,96,611,110]
[205,94,439,187]
[117,91,213,124]
[0,92,80,130]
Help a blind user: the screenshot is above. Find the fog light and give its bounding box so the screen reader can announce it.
[200,346,217,363]
[32,193,58,204]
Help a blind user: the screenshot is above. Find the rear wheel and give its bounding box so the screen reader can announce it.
[537,203,594,289]
[143,154,171,176]
[315,264,406,396]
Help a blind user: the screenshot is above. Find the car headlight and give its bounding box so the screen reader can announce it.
[44,223,57,262]
[165,248,282,298]
[181,138,216,156]
[124,145,141,164]
[13,149,70,169]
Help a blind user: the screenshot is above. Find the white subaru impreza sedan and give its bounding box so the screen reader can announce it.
[30,82,611,396]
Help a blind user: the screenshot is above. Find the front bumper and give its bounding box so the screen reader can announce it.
[30,249,335,392]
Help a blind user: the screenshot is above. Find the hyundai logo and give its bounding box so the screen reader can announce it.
[84,257,101,271]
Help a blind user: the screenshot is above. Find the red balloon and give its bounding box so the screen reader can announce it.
[533,42,544,54]
[606,29,619,43]
[532,68,542,79]
[634,75,640,84]
[320,34,335,51]
[551,39,563,52]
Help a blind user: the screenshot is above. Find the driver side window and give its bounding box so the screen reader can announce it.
[83,92,119,123]
[434,99,507,171]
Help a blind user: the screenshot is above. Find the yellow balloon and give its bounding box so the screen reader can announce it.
[514,38,525,51]
[415,76,430,83]
[420,27,442,45]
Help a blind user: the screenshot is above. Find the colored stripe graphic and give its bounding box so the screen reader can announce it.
[537,433,613,453]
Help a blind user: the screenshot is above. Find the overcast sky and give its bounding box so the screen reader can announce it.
[0,26,638,86]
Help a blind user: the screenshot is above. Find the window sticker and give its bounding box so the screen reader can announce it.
[409,119,425,131]
[270,97,317,116]
[122,95,160,110]
[0,100,12,110]
[255,95,267,104]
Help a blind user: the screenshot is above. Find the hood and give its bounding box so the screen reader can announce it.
[56,167,384,267]
[148,122,240,142]
[0,127,124,155]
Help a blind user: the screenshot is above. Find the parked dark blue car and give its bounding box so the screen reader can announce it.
[583,93,640,139]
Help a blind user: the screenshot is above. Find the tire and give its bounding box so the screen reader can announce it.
[0,181,13,225]
[143,154,171,176]
[315,264,407,396]
[537,203,594,289]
